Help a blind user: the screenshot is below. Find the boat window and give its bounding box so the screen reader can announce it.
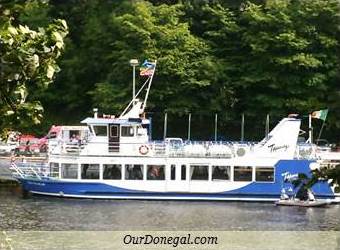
[171,165,176,180]
[121,126,134,137]
[49,162,59,178]
[212,166,230,181]
[256,167,274,182]
[125,164,143,180]
[137,125,147,136]
[147,165,165,180]
[110,125,118,137]
[48,132,57,139]
[61,163,78,179]
[81,164,99,179]
[190,165,209,181]
[234,166,253,182]
[103,164,122,180]
[181,165,186,180]
[93,125,107,136]
[88,126,93,135]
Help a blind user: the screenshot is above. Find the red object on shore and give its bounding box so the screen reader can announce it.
[16,134,47,153]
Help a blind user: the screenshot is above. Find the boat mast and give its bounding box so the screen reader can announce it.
[119,60,157,118]
[143,60,157,111]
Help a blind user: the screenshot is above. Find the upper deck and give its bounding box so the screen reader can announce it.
[47,114,315,160]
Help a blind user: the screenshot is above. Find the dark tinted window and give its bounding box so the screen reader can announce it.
[103,164,122,180]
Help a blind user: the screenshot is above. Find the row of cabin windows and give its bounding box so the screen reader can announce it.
[92,125,136,137]
[50,163,274,182]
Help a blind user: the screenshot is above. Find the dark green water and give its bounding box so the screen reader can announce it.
[0,188,339,231]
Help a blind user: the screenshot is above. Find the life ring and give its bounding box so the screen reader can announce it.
[139,145,149,155]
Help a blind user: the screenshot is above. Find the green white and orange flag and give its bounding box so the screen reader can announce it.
[311,109,328,121]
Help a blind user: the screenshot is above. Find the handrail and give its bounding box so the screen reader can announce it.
[9,161,43,180]
[48,138,324,160]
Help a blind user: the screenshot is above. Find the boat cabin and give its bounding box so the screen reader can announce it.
[79,116,150,155]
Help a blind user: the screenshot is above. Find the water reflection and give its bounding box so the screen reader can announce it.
[0,189,339,231]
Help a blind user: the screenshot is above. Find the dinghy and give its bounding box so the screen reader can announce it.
[275,199,330,207]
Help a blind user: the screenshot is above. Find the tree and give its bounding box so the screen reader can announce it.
[0,2,68,134]
[89,1,219,115]
[236,0,339,114]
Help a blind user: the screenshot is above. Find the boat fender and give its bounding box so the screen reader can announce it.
[139,145,149,155]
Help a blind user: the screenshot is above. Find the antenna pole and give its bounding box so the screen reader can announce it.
[163,112,168,140]
[188,113,191,141]
[241,113,245,142]
[214,113,218,141]
[265,114,270,138]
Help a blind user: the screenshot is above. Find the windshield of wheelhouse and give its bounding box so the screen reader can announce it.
[93,125,108,136]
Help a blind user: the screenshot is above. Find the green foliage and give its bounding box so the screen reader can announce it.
[1,0,340,144]
[90,2,218,114]
[217,0,340,121]
[0,2,68,132]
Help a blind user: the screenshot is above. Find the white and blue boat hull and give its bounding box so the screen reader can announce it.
[17,160,335,202]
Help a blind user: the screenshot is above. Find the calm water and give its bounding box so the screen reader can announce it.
[0,188,339,231]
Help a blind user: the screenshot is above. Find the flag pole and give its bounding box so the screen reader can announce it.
[119,77,150,118]
[143,60,157,111]
[317,120,326,144]
[241,113,244,142]
[265,114,270,139]
[308,113,312,144]
[163,112,167,140]
[214,113,218,141]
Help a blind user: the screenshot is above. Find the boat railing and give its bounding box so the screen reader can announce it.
[9,161,48,179]
[295,143,318,160]
[49,139,256,158]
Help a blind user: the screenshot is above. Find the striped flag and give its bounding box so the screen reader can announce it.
[140,60,155,76]
[311,109,328,121]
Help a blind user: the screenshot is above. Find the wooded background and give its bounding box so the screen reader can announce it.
[1,0,340,141]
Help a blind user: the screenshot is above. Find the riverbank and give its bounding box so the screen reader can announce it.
[0,179,18,186]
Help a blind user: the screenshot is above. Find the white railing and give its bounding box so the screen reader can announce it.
[49,140,257,159]
[9,161,48,179]
[294,144,316,160]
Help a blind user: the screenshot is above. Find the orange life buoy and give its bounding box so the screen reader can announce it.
[139,145,149,155]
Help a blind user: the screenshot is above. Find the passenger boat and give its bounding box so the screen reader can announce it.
[8,62,337,202]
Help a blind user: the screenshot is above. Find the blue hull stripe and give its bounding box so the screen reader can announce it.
[17,160,335,201]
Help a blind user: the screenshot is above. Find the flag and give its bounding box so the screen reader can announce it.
[311,109,328,121]
[140,60,155,76]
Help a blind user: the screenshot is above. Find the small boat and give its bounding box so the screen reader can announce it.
[275,199,330,207]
